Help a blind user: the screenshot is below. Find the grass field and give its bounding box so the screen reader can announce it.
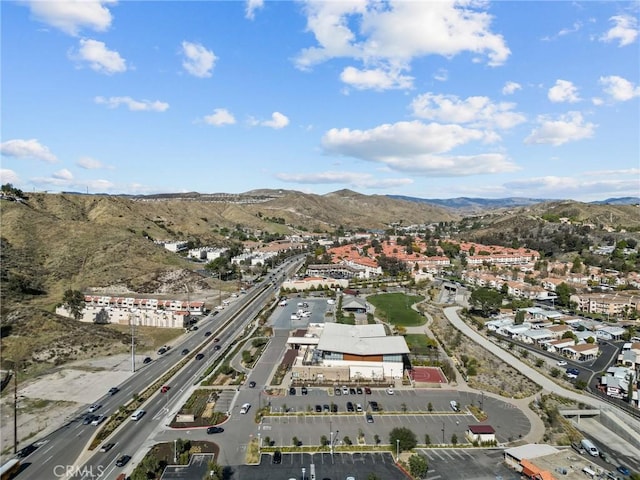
[404,334,430,349]
[107,324,184,351]
[367,293,425,326]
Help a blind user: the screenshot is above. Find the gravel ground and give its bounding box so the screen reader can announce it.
[0,354,138,459]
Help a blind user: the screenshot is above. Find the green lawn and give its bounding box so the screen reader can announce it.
[367,293,425,326]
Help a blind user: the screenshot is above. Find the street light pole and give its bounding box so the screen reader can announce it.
[396,439,400,461]
[13,365,18,454]
[442,421,445,444]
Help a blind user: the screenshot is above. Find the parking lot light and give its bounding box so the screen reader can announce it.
[396,439,400,461]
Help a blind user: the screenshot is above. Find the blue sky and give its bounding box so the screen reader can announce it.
[1,0,639,201]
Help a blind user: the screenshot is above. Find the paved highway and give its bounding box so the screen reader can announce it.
[14,256,304,480]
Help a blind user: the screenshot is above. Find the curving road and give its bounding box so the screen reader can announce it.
[443,307,640,452]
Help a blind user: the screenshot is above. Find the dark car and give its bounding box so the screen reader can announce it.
[204,331,212,337]
[100,443,115,452]
[213,345,221,351]
[83,415,96,425]
[289,387,296,395]
[323,404,330,412]
[181,348,189,355]
[213,337,220,343]
[115,455,131,467]
[356,387,363,394]
[206,426,224,434]
[346,402,354,412]
[17,444,37,458]
[349,388,356,395]
[301,386,308,395]
[315,404,322,412]
[366,414,374,423]
[334,387,341,396]
[617,465,630,475]
[191,325,199,331]
[331,404,338,413]
[195,353,205,360]
[273,451,282,464]
[369,401,379,412]
[248,381,256,388]
[364,386,372,395]
[161,385,171,393]
[157,347,166,355]
[143,357,152,364]
[108,387,119,395]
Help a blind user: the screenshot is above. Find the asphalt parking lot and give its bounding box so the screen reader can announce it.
[417,448,519,480]
[234,452,408,480]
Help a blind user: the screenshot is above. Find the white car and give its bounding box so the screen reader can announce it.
[91,414,106,425]
[557,360,568,366]
[240,403,251,414]
[88,404,101,413]
[386,388,394,395]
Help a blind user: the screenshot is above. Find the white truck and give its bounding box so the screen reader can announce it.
[580,438,599,457]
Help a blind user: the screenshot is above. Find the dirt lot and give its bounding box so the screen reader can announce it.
[0,353,141,459]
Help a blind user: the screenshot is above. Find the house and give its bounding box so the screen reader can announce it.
[466,425,496,444]
[563,343,599,361]
[546,338,575,354]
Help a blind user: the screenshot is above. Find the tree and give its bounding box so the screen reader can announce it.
[555,282,573,306]
[408,454,429,478]
[469,287,503,317]
[451,433,458,445]
[514,310,526,325]
[389,427,418,452]
[62,289,85,319]
[204,460,224,480]
[424,434,431,445]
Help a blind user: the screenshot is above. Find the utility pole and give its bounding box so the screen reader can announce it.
[129,312,137,373]
[13,363,18,454]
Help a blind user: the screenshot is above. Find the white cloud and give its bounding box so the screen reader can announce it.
[410,93,526,130]
[53,168,74,180]
[340,66,413,91]
[25,0,115,36]
[94,96,169,112]
[321,120,518,176]
[253,112,290,129]
[203,108,236,126]
[70,39,126,74]
[276,170,413,189]
[181,41,217,78]
[245,0,264,20]
[504,174,640,199]
[433,68,448,82]
[0,169,20,185]
[599,75,640,101]
[525,112,596,146]
[295,1,510,91]
[600,15,638,47]
[502,81,521,95]
[548,79,580,103]
[77,156,105,169]
[0,139,58,163]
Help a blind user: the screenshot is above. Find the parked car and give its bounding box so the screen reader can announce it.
[206,426,224,434]
[346,402,354,412]
[88,403,101,413]
[301,386,308,395]
[356,387,363,394]
[100,443,115,452]
[366,414,374,423]
[115,455,131,467]
[315,404,322,412]
[273,451,282,464]
[386,388,394,395]
[364,386,372,395]
[143,357,152,364]
[334,387,341,396]
[331,404,338,413]
[369,401,379,412]
[342,386,349,395]
[349,388,356,395]
[323,404,330,412]
[450,400,460,412]
[289,387,296,395]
